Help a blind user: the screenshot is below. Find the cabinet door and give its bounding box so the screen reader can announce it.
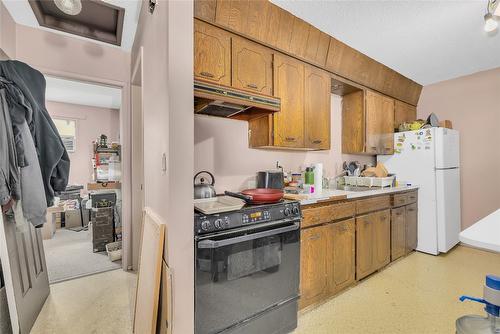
[273,54,305,148]
[356,213,375,280]
[373,210,391,270]
[394,100,417,130]
[342,91,365,154]
[328,219,355,294]
[232,37,273,95]
[300,226,328,309]
[194,20,231,85]
[391,207,406,261]
[365,91,395,154]
[405,203,418,254]
[304,65,331,150]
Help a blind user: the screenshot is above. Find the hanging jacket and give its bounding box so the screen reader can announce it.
[18,120,47,227]
[0,60,70,207]
[0,89,20,207]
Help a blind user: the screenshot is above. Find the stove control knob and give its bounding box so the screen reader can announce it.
[214,219,223,229]
[292,206,299,215]
[201,220,211,231]
[284,208,291,216]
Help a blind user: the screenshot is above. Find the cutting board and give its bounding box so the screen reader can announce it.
[134,208,166,334]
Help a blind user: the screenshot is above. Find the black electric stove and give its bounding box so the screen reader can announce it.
[194,200,301,334]
[194,200,301,236]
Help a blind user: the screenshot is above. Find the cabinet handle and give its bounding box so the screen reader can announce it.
[246,83,258,89]
[312,140,322,144]
[407,208,415,212]
[309,234,320,241]
[200,71,214,78]
[395,212,402,216]
[370,146,377,151]
[285,137,296,142]
[380,215,387,220]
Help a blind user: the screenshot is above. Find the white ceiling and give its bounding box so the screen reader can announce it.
[272,0,500,85]
[45,76,122,110]
[2,0,142,51]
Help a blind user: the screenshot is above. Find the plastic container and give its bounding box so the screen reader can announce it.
[457,275,500,334]
[105,241,122,262]
[304,168,314,185]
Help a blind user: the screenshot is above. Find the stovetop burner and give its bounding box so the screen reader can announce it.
[194,200,301,236]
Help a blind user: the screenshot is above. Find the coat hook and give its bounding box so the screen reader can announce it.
[149,0,156,14]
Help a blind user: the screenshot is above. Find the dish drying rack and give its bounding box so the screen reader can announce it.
[344,176,395,188]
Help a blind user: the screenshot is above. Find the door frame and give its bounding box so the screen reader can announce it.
[131,47,145,271]
[37,66,133,270]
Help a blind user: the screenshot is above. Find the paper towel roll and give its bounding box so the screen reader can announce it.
[314,163,323,194]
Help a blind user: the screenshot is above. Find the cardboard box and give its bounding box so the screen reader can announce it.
[64,209,82,229]
[439,120,453,129]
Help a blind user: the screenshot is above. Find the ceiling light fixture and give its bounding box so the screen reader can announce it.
[484,0,499,32]
[54,0,82,16]
[484,13,498,32]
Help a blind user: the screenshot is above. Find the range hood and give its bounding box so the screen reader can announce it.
[194,80,280,121]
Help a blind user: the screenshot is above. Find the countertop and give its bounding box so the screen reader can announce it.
[291,185,419,206]
[459,209,500,253]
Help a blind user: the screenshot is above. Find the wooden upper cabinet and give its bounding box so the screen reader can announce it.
[304,65,331,150]
[300,226,329,310]
[328,219,355,294]
[365,91,395,155]
[232,37,273,95]
[342,90,365,154]
[273,54,305,148]
[194,19,231,86]
[394,100,417,129]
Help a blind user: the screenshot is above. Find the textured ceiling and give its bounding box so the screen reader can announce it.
[272,0,500,85]
[2,0,142,51]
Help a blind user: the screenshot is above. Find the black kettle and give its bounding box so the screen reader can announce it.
[194,171,217,199]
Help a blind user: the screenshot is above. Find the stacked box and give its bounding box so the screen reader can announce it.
[55,212,62,229]
[91,207,114,252]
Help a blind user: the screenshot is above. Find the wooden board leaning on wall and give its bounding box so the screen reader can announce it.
[194,0,422,106]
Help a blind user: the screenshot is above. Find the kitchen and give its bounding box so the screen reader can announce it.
[0,1,499,334]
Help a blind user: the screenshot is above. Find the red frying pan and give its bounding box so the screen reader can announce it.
[225,188,284,205]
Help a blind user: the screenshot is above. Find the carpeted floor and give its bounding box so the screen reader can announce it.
[43,229,121,284]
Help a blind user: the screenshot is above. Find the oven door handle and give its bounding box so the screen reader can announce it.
[197,223,299,249]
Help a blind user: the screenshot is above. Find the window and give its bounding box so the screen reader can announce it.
[53,118,77,153]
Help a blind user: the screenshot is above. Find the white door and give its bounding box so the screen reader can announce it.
[436,168,461,252]
[435,128,460,169]
[0,203,50,334]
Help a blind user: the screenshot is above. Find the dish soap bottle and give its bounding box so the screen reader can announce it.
[457,274,500,334]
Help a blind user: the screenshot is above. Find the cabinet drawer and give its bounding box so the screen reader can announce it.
[406,191,418,204]
[302,206,331,228]
[392,193,407,207]
[356,196,391,215]
[330,201,355,221]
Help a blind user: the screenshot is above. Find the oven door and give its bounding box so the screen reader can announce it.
[195,221,300,334]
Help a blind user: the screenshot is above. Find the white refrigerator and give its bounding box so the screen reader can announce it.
[377,127,461,255]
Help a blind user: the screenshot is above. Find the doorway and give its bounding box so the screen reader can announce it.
[41,76,124,284]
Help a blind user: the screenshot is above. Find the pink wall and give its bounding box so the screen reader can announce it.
[15,24,130,83]
[132,1,194,333]
[0,2,16,59]
[418,67,500,230]
[194,95,375,192]
[46,101,120,187]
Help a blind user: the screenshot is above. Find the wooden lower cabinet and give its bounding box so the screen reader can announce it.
[299,219,355,310]
[405,203,418,254]
[300,225,329,310]
[327,219,355,294]
[356,209,391,280]
[391,206,406,261]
